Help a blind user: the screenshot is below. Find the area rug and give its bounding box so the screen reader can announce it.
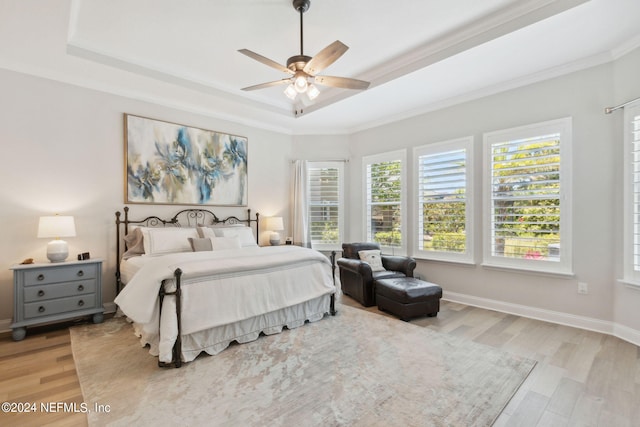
[70,305,535,427]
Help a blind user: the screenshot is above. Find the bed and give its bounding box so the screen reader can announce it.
[113,207,337,368]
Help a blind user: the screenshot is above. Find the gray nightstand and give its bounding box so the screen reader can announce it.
[10,259,104,341]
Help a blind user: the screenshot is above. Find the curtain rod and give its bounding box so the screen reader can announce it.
[605,96,640,114]
[290,159,349,163]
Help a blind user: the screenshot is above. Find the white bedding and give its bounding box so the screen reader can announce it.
[119,256,147,285]
[114,245,335,362]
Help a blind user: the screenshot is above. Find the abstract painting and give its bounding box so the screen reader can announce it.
[124,114,248,206]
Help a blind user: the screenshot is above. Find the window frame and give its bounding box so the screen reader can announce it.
[413,137,474,263]
[482,117,573,275]
[623,100,640,286]
[362,149,407,254]
[307,161,345,251]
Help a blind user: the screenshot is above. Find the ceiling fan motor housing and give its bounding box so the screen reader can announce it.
[287,55,312,72]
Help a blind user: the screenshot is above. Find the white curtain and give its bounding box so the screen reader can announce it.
[290,160,311,248]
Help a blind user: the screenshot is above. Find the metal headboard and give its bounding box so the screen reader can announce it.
[115,206,260,293]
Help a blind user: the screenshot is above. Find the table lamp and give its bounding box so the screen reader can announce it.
[265,217,284,246]
[38,215,76,262]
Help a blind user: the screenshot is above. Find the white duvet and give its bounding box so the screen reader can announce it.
[115,245,335,339]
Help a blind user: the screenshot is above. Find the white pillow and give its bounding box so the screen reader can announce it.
[358,249,386,272]
[141,227,199,256]
[197,226,216,239]
[211,236,242,250]
[197,224,245,237]
[188,237,213,252]
[219,227,258,247]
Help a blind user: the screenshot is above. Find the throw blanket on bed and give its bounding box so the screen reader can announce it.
[114,246,335,334]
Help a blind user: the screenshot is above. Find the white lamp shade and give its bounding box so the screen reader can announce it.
[284,84,297,100]
[265,217,284,231]
[307,84,320,101]
[38,216,76,262]
[38,216,76,238]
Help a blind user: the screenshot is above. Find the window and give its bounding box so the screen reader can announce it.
[414,137,474,262]
[483,118,572,274]
[363,150,406,252]
[307,162,344,250]
[623,101,640,285]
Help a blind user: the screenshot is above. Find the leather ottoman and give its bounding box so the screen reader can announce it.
[374,277,442,321]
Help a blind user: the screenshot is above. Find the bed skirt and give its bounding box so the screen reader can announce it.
[132,294,331,362]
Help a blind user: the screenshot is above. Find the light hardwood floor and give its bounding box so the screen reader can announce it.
[1,299,638,426]
[341,297,640,427]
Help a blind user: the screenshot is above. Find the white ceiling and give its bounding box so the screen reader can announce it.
[1,0,639,134]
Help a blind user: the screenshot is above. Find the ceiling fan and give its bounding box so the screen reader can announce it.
[238,0,370,102]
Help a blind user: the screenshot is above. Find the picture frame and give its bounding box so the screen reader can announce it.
[124,114,248,206]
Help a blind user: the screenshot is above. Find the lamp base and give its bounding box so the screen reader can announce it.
[269,232,281,246]
[47,239,69,262]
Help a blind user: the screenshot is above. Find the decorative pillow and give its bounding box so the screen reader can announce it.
[197,226,216,239]
[358,249,386,272]
[211,236,242,250]
[122,227,145,259]
[219,227,258,247]
[140,227,199,256]
[188,237,213,252]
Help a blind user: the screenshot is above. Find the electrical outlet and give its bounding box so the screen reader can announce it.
[577,282,588,294]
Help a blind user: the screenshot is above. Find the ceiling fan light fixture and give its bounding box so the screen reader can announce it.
[239,0,370,105]
[284,84,298,99]
[294,74,308,93]
[307,84,320,100]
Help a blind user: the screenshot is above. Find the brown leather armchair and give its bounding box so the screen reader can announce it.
[337,242,416,307]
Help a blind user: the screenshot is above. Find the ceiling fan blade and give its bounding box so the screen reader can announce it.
[238,49,294,75]
[303,40,348,75]
[313,75,370,90]
[241,79,292,91]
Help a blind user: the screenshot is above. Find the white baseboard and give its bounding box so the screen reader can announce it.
[613,323,640,347]
[0,302,118,334]
[443,291,640,347]
[0,318,11,334]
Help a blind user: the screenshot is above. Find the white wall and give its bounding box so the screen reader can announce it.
[612,46,640,335]
[0,68,293,324]
[348,61,617,324]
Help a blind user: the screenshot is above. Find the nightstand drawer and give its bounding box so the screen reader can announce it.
[23,279,96,302]
[24,294,96,319]
[23,264,97,286]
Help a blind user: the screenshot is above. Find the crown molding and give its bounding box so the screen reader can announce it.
[348,50,613,134]
[298,0,590,117]
[611,34,640,60]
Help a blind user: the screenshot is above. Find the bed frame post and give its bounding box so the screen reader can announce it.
[173,268,183,368]
[247,208,260,244]
[115,211,122,294]
[115,207,132,295]
[158,268,183,368]
[330,251,338,316]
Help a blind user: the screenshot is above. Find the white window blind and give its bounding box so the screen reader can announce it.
[308,162,343,249]
[624,101,640,283]
[415,137,473,262]
[484,118,572,274]
[631,109,640,272]
[364,151,405,249]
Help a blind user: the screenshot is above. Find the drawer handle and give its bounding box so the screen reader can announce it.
[37,274,44,281]
[38,306,45,313]
[37,290,45,297]
[77,270,84,277]
[78,284,84,292]
[78,300,84,307]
